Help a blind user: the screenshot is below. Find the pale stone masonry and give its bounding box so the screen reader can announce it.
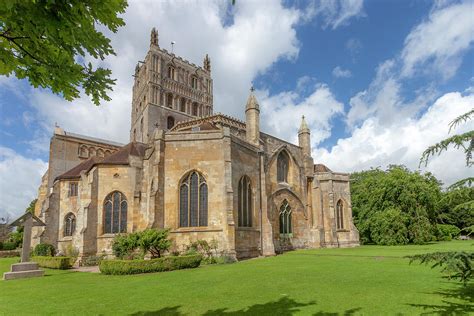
[32,29,359,260]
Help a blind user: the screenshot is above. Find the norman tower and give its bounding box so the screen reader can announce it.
[130,28,213,143]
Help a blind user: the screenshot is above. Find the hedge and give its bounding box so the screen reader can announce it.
[0,250,20,258]
[32,256,73,269]
[99,254,202,275]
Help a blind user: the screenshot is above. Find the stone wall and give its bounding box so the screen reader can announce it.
[163,129,235,256]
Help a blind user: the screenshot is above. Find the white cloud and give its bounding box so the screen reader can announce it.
[303,0,365,29]
[259,83,344,146]
[0,147,48,218]
[401,1,474,79]
[315,91,474,186]
[7,0,303,145]
[332,66,352,78]
[346,38,362,56]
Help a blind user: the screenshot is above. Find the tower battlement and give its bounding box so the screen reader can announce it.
[130,28,213,143]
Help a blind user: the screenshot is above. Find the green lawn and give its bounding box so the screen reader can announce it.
[1,241,472,315]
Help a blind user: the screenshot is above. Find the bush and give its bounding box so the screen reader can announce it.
[437,224,461,241]
[2,241,17,250]
[99,254,202,275]
[32,243,55,257]
[186,239,220,264]
[112,229,172,259]
[112,233,140,259]
[32,256,72,269]
[408,214,436,244]
[138,229,171,258]
[370,208,409,245]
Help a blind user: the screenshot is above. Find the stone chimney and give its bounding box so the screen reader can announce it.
[245,87,260,146]
[298,115,311,156]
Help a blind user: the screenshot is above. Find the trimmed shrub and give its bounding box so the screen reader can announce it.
[0,250,20,258]
[2,241,17,251]
[32,243,55,257]
[99,254,202,275]
[437,224,461,241]
[32,256,72,269]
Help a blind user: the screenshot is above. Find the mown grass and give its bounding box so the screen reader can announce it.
[0,241,472,315]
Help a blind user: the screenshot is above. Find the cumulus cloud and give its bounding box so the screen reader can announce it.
[401,1,474,79]
[315,91,474,186]
[259,83,344,146]
[303,0,365,29]
[0,147,48,218]
[332,66,352,78]
[4,0,304,146]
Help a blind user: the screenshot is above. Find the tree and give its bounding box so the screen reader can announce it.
[0,0,127,105]
[420,108,473,188]
[408,252,473,286]
[351,165,441,245]
[138,229,171,259]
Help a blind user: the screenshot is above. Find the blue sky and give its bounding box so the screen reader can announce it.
[0,0,473,217]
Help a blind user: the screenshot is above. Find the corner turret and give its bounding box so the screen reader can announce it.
[245,87,260,146]
[298,115,311,156]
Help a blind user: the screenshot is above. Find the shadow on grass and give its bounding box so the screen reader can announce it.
[409,283,474,315]
[130,297,361,316]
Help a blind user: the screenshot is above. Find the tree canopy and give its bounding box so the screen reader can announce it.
[420,108,473,188]
[0,0,127,105]
[351,165,442,245]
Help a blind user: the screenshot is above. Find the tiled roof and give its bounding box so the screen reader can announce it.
[99,142,147,165]
[55,156,101,181]
[55,142,147,182]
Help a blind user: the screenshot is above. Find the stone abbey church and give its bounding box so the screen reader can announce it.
[32,29,359,260]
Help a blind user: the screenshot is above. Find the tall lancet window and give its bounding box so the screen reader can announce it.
[64,213,76,237]
[277,151,289,183]
[279,200,292,235]
[179,171,208,227]
[238,176,252,227]
[103,191,128,234]
[336,200,344,230]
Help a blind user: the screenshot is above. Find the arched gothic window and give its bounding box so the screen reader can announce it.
[179,171,208,227]
[103,191,128,234]
[64,213,76,237]
[168,66,175,80]
[191,76,198,89]
[167,116,175,130]
[279,199,292,235]
[336,199,344,230]
[238,176,252,227]
[167,94,173,108]
[277,151,289,183]
[192,102,199,116]
[180,98,186,112]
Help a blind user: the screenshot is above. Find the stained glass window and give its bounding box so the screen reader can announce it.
[64,213,76,237]
[238,176,252,227]
[279,200,292,235]
[179,171,208,227]
[103,191,127,234]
